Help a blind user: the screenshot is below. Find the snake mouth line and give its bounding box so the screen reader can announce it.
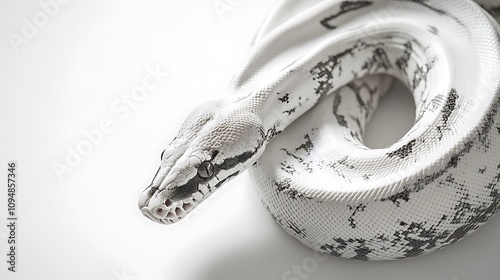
[140,204,193,225]
[139,186,202,225]
[140,207,164,224]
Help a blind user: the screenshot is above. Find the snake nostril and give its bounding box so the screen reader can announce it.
[165,199,172,207]
[156,208,163,215]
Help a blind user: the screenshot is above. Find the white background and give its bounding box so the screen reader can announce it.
[1,0,499,280]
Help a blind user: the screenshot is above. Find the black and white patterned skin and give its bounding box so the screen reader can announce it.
[139,0,500,260]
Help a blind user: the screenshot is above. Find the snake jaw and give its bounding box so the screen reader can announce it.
[151,198,197,224]
[140,185,205,224]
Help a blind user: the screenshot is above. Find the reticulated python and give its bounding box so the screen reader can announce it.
[139,0,500,260]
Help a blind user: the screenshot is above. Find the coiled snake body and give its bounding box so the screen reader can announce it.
[139,0,500,260]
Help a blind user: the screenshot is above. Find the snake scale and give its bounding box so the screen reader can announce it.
[139,0,500,260]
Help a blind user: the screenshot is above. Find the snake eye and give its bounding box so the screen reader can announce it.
[197,161,214,178]
[160,150,165,160]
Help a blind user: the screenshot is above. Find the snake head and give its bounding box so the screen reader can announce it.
[138,99,265,224]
